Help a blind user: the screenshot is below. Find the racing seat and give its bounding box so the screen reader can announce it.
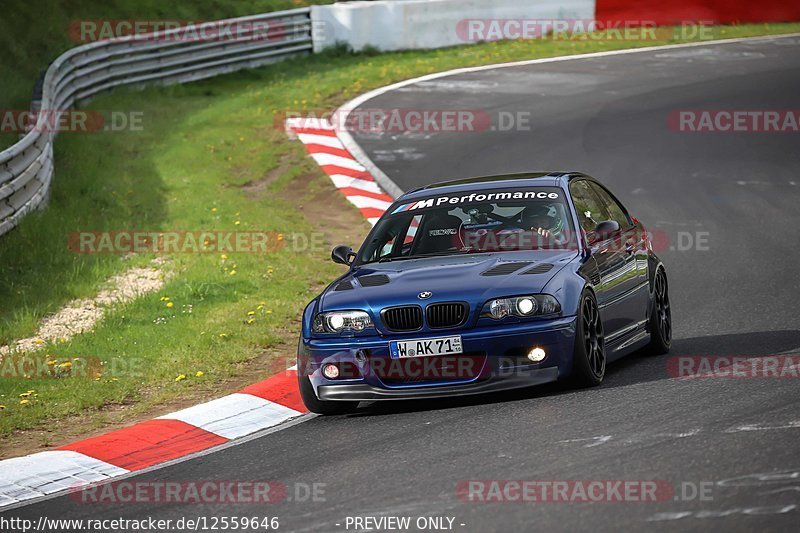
[412,213,464,255]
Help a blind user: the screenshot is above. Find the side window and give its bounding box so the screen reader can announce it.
[364,216,418,262]
[588,183,631,229]
[569,180,610,233]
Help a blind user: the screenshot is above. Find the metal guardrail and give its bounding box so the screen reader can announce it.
[0,8,312,237]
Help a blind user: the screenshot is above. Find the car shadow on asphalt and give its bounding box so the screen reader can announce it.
[348,330,800,418]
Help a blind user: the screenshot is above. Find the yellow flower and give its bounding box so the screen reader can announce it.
[175,374,186,382]
[166,302,174,308]
[218,333,228,338]
[195,371,204,377]
[58,362,72,369]
[234,220,241,226]
[229,270,237,276]
[0,405,5,410]
[220,254,228,259]
[160,296,170,301]
[266,310,273,315]
[19,392,32,398]
[34,339,44,344]
[246,318,255,325]
[239,136,245,142]
[247,311,255,316]
[19,399,29,405]
[257,305,264,310]
[211,207,218,213]
[277,234,284,241]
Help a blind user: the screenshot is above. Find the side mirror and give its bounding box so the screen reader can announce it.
[331,245,355,265]
[589,220,620,244]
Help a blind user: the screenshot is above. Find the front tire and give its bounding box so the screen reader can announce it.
[570,290,606,387]
[298,374,359,415]
[646,268,672,355]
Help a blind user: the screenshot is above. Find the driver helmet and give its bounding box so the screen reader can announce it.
[522,204,563,235]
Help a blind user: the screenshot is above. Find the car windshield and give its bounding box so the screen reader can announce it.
[358,187,578,264]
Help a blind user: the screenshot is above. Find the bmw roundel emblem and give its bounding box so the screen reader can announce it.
[418,291,433,300]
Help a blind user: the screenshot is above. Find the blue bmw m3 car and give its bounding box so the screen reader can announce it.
[298,172,671,414]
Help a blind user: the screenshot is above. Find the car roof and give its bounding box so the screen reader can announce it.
[397,172,590,202]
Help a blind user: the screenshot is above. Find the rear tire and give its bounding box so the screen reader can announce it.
[646,268,672,355]
[298,374,359,415]
[570,290,606,387]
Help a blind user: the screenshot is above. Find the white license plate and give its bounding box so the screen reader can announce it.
[389,335,463,359]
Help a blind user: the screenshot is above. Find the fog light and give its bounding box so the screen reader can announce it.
[322,363,340,379]
[527,347,546,362]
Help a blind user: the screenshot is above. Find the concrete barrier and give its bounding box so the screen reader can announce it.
[311,0,596,52]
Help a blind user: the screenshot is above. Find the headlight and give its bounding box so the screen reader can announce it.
[482,294,560,320]
[313,310,373,333]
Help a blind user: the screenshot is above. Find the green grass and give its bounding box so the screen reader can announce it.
[1,22,799,438]
[0,0,333,148]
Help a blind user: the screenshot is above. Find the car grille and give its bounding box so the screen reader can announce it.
[382,306,423,331]
[359,274,390,287]
[334,280,353,291]
[521,263,553,275]
[481,261,534,276]
[426,302,468,329]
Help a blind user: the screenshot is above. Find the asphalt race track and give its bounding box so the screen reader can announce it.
[6,35,800,532]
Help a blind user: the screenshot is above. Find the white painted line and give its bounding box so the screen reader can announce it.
[724,421,800,433]
[0,451,128,504]
[310,152,366,171]
[297,133,346,149]
[346,195,393,211]
[329,174,384,193]
[334,33,800,200]
[158,393,303,440]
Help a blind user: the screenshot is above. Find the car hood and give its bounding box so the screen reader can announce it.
[320,250,577,313]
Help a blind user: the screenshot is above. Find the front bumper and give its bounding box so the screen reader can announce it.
[318,366,559,401]
[299,316,577,401]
